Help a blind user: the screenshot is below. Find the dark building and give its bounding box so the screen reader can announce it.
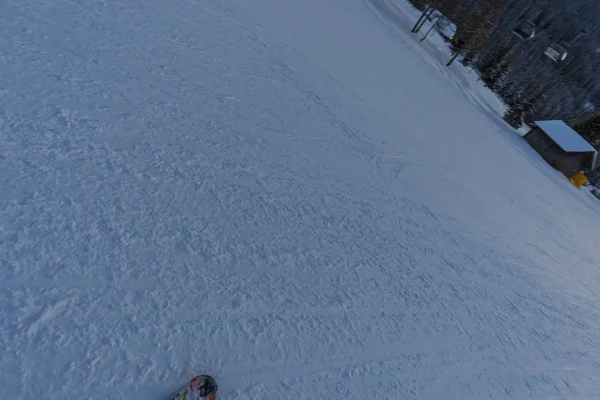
[524,120,597,178]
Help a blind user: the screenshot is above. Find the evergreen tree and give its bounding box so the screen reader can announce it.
[406,0,599,152]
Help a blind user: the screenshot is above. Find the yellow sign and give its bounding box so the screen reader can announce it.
[570,171,588,189]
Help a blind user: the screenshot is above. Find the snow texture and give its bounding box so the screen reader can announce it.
[2,0,600,399]
[534,120,597,153]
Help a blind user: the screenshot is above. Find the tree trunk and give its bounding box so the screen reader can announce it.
[411,6,431,33]
[446,52,460,67]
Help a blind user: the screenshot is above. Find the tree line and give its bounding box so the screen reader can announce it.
[408,0,600,161]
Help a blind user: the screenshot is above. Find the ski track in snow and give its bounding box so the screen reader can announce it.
[2,0,600,399]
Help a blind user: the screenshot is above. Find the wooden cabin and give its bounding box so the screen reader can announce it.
[524,120,597,178]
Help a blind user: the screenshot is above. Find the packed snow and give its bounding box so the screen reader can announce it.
[2,0,600,399]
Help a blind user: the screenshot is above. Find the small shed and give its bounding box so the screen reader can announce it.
[524,120,597,178]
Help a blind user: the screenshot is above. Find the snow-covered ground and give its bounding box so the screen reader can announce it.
[2,0,600,399]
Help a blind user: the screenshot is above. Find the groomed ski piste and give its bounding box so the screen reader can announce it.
[2,0,600,398]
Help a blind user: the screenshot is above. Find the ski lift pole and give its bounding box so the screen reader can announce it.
[421,17,441,41]
[412,5,431,33]
[413,6,435,34]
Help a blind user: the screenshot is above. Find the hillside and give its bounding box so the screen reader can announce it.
[2,0,600,399]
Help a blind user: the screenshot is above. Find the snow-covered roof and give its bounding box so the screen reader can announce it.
[535,120,597,169]
[535,120,595,153]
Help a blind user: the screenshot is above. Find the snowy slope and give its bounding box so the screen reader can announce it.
[2,0,600,399]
